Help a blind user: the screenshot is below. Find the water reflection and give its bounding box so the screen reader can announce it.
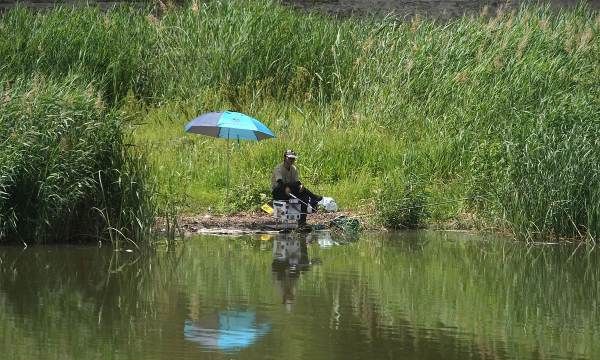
[269,231,351,311]
[271,233,312,311]
[184,310,271,352]
[2,233,600,360]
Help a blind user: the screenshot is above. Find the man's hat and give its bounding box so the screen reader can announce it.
[284,149,297,159]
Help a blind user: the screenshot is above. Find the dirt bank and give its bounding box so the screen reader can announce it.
[155,209,481,237]
[156,210,372,236]
[283,0,596,19]
[2,1,595,19]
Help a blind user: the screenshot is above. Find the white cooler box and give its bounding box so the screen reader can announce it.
[273,199,311,223]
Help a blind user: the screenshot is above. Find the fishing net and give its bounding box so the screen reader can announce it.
[329,215,361,237]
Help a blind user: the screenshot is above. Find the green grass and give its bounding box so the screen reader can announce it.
[1,1,599,241]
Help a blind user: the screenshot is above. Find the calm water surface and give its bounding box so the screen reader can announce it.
[1,231,599,359]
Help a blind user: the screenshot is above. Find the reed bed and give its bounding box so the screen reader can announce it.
[0,76,155,245]
[1,1,598,240]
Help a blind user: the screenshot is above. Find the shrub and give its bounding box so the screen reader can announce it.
[226,182,270,212]
[376,172,430,230]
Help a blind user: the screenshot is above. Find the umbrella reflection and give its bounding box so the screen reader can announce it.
[184,310,270,352]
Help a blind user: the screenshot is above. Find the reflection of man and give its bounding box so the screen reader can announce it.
[271,149,322,227]
[271,234,311,311]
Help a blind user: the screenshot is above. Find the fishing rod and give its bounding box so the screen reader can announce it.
[288,193,317,213]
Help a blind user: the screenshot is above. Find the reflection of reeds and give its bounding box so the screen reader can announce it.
[1,233,600,357]
[0,242,183,357]
[332,233,600,358]
[0,1,598,240]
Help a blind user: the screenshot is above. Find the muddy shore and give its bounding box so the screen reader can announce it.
[154,209,481,237]
[1,1,596,19]
[282,0,596,19]
[155,210,372,236]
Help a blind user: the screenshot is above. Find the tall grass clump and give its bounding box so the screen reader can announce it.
[147,0,362,102]
[495,119,600,240]
[376,171,430,229]
[0,76,155,245]
[0,2,359,104]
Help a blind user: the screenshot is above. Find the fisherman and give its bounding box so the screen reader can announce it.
[271,149,322,227]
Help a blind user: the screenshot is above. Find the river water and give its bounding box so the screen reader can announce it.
[1,231,599,359]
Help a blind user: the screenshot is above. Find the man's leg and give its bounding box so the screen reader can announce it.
[299,186,322,212]
[272,185,289,201]
[289,184,308,226]
[301,186,322,201]
[298,201,307,226]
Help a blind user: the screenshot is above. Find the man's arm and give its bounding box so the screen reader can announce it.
[272,165,291,196]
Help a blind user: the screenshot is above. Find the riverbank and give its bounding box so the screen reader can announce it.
[2,0,595,19]
[158,210,364,236]
[1,1,598,243]
[153,208,484,237]
[130,1,599,241]
[282,0,596,19]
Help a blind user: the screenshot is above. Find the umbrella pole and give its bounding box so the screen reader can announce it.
[226,131,230,201]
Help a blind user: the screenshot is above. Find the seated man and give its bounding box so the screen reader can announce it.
[271,149,322,226]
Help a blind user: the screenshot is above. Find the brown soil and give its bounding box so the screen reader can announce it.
[156,210,373,236]
[155,208,486,237]
[2,1,594,18]
[281,0,593,20]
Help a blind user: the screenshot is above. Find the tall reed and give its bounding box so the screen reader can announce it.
[0,75,155,244]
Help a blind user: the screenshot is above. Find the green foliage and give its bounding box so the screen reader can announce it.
[0,1,599,239]
[129,1,598,239]
[0,5,154,104]
[0,76,155,244]
[497,120,600,240]
[225,182,271,212]
[376,172,430,229]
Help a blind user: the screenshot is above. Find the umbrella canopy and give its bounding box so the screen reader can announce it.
[184,111,275,141]
[183,111,275,196]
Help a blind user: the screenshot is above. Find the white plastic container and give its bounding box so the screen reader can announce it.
[272,199,302,222]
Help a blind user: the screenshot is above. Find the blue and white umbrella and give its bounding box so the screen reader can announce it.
[184,111,275,141]
[184,111,275,195]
